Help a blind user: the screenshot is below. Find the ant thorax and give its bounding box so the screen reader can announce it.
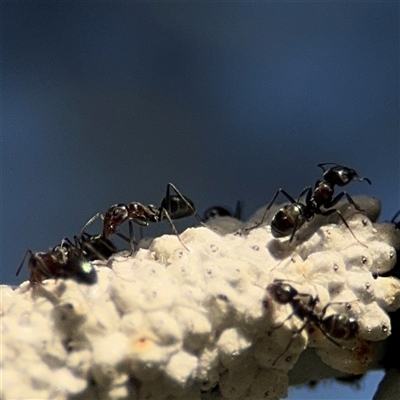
[311,181,334,208]
[102,204,129,238]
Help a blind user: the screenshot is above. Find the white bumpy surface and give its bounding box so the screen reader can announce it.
[2,196,400,400]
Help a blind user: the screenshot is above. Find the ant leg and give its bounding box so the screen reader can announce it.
[16,250,33,277]
[128,221,136,254]
[166,183,206,226]
[75,235,106,261]
[246,189,297,232]
[59,237,74,248]
[115,231,133,244]
[317,162,339,172]
[321,209,368,249]
[287,187,312,242]
[233,200,243,220]
[327,192,365,212]
[160,208,190,252]
[392,210,400,229]
[391,210,400,224]
[344,192,365,212]
[288,213,305,244]
[271,309,297,330]
[272,320,309,366]
[297,186,312,203]
[319,299,358,319]
[77,213,104,242]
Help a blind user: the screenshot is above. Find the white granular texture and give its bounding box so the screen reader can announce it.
[1,196,400,400]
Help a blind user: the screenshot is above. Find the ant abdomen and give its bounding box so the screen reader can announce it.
[322,314,359,341]
[161,195,195,220]
[270,204,306,238]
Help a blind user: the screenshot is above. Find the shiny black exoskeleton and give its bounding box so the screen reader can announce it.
[266,279,359,365]
[318,163,371,187]
[79,183,202,249]
[16,239,97,285]
[75,232,118,261]
[203,200,243,221]
[247,163,371,243]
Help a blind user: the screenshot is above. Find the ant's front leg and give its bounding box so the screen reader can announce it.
[326,192,365,212]
[319,300,358,320]
[319,208,367,248]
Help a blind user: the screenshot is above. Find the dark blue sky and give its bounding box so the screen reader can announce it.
[2,3,398,396]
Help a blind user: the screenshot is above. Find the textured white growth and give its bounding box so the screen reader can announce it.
[1,196,400,400]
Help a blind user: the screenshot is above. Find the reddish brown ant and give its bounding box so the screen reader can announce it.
[78,183,204,251]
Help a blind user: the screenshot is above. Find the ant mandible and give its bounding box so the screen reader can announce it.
[78,183,204,251]
[265,279,359,366]
[16,238,98,285]
[246,163,371,244]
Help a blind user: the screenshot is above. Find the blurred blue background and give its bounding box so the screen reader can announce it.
[2,3,398,398]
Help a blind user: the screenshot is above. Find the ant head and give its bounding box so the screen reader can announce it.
[319,164,371,187]
[103,204,129,238]
[267,280,297,304]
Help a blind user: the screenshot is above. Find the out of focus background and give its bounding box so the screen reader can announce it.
[2,2,398,398]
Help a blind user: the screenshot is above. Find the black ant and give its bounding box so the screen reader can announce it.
[78,183,203,251]
[203,200,243,222]
[265,279,359,366]
[16,239,98,285]
[74,232,118,261]
[246,163,371,244]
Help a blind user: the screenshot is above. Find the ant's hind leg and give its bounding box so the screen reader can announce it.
[271,320,309,366]
[160,208,190,252]
[246,189,297,232]
[165,183,206,227]
[320,208,367,248]
[78,212,104,242]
